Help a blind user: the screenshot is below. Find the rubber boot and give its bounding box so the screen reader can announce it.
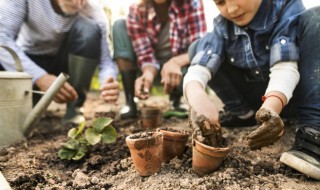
[120,70,138,119]
[62,54,98,125]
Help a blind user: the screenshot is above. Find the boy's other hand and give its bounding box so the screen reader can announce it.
[245,108,284,149]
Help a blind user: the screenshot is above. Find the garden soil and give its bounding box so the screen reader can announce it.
[0,91,319,190]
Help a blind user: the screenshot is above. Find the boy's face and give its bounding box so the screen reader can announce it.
[57,0,87,15]
[214,0,262,26]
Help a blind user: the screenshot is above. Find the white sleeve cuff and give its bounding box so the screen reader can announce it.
[183,65,212,99]
[265,61,300,104]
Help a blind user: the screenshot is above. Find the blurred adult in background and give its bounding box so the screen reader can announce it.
[113,0,207,119]
[0,0,119,124]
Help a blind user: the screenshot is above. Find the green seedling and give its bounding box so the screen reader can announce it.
[58,117,117,161]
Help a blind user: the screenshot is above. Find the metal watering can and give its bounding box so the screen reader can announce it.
[0,46,69,146]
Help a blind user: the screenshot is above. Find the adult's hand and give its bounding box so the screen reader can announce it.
[245,108,284,149]
[100,76,119,104]
[161,58,182,94]
[35,74,78,103]
[134,66,157,100]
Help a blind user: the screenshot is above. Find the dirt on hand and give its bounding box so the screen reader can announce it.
[245,108,284,150]
[189,108,226,147]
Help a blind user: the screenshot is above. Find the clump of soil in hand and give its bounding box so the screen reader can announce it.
[189,108,227,147]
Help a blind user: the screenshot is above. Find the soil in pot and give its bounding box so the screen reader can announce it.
[140,106,162,129]
[126,131,163,176]
[94,111,116,119]
[158,127,189,163]
[189,109,230,176]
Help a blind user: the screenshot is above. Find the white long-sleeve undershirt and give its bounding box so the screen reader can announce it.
[183,61,300,105]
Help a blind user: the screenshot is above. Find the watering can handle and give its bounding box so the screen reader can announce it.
[0,45,23,72]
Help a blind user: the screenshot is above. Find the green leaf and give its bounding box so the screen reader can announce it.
[76,122,85,136]
[58,148,77,160]
[85,128,101,145]
[101,126,117,144]
[72,145,89,160]
[92,117,113,133]
[77,136,88,145]
[67,128,77,139]
[67,122,85,139]
[63,139,79,150]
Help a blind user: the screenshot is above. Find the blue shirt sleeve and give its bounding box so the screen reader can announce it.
[190,16,226,76]
[269,0,305,66]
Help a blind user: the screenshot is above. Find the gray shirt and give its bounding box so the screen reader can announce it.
[0,0,117,84]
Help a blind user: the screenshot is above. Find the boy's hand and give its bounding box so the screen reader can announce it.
[100,76,119,104]
[185,81,219,124]
[245,108,284,149]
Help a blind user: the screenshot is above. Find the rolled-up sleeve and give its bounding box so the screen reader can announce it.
[269,1,303,66]
[0,0,47,83]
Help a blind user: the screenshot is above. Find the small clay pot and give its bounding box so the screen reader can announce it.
[159,128,189,163]
[140,107,162,129]
[126,131,163,176]
[192,138,230,176]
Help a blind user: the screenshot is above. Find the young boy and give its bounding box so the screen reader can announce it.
[184,0,320,180]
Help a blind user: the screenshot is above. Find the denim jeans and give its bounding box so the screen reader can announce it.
[189,7,320,128]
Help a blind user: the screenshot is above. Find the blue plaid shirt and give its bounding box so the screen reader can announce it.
[192,0,306,82]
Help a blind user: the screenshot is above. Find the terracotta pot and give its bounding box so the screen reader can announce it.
[126,131,163,176]
[159,128,189,163]
[192,138,230,176]
[140,107,162,129]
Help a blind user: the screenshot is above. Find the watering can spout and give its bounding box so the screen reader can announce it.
[23,73,69,136]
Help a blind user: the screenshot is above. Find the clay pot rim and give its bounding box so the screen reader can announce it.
[193,138,230,158]
[159,129,189,142]
[126,131,163,143]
